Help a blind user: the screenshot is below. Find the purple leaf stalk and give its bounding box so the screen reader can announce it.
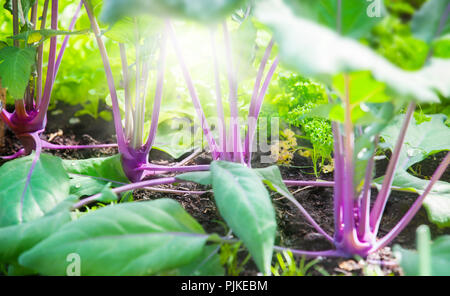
[166,20,279,167]
[84,3,208,182]
[1,0,117,162]
[279,76,450,258]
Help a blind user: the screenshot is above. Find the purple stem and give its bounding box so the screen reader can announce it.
[18,133,42,223]
[119,43,133,140]
[244,38,274,157]
[41,141,118,150]
[144,30,168,154]
[53,0,83,82]
[36,0,49,106]
[283,180,335,187]
[245,56,279,166]
[273,246,342,258]
[372,152,450,252]
[83,0,130,158]
[281,190,334,243]
[222,22,243,163]
[357,136,378,241]
[72,176,178,209]
[0,148,25,160]
[210,28,227,158]
[331,121,344,240]
[35,0,58,121]
[165,20,219,159]
[342,74,355,235]
[370,102,416,235]
[138,164,210,172]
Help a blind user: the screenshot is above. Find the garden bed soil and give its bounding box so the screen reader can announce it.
[1,102,449,276]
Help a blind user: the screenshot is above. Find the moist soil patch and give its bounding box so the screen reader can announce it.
[1,102,449,276]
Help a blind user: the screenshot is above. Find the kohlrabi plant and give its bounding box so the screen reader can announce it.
[251,0,450,257]
[0,0,116,161]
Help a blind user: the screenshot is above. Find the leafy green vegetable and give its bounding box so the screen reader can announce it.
[210,161,276,274]
[63,154,129,183]
[381,114,450,170]
[0,153,70,227]
[19,199,212,275]
[0,199,76,264]
[0,46,36,99]
[377,114,450,227]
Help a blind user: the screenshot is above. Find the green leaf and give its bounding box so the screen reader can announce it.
[152,117,196,159]
[19,199,211,275]
[411,0,450,44]
[374,170,450,228]
[176,171,212,186]
[100,0,248,24]
[394,234,450,276]
[254,165,293,199]
[210,161,276,274]
[95,183,118,204]
[103,17,162,44]
[177,245,224,276]
[0,46,36,99]
[256,0,442,104]
[0,153,70,227]
[380,113,450,170]
[284,0,386,38]
[0,210,74,264]
[63,154,129,183]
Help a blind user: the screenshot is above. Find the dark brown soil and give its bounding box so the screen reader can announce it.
[1,102,449,276]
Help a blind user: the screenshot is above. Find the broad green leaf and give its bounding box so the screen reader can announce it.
[256,0,442,103]
[0,153,70,227]
[284,0,386,38]
[394,235,450,276]
[176,171,212,186]
[411,0,450,44]
[0,211,74,264]
[19,199,210,275]
[63,154,129,183]
[177,245,224,276]
[103,17,162,44]
[374,170,450,228]
[68,174,121,198]
[380,114,450,170]
[100,0,248,24]
[254,165,292,198]
[0,46,36,99]
[210,161,276,274]
[95,184,118,203]
[153,117,196,159]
